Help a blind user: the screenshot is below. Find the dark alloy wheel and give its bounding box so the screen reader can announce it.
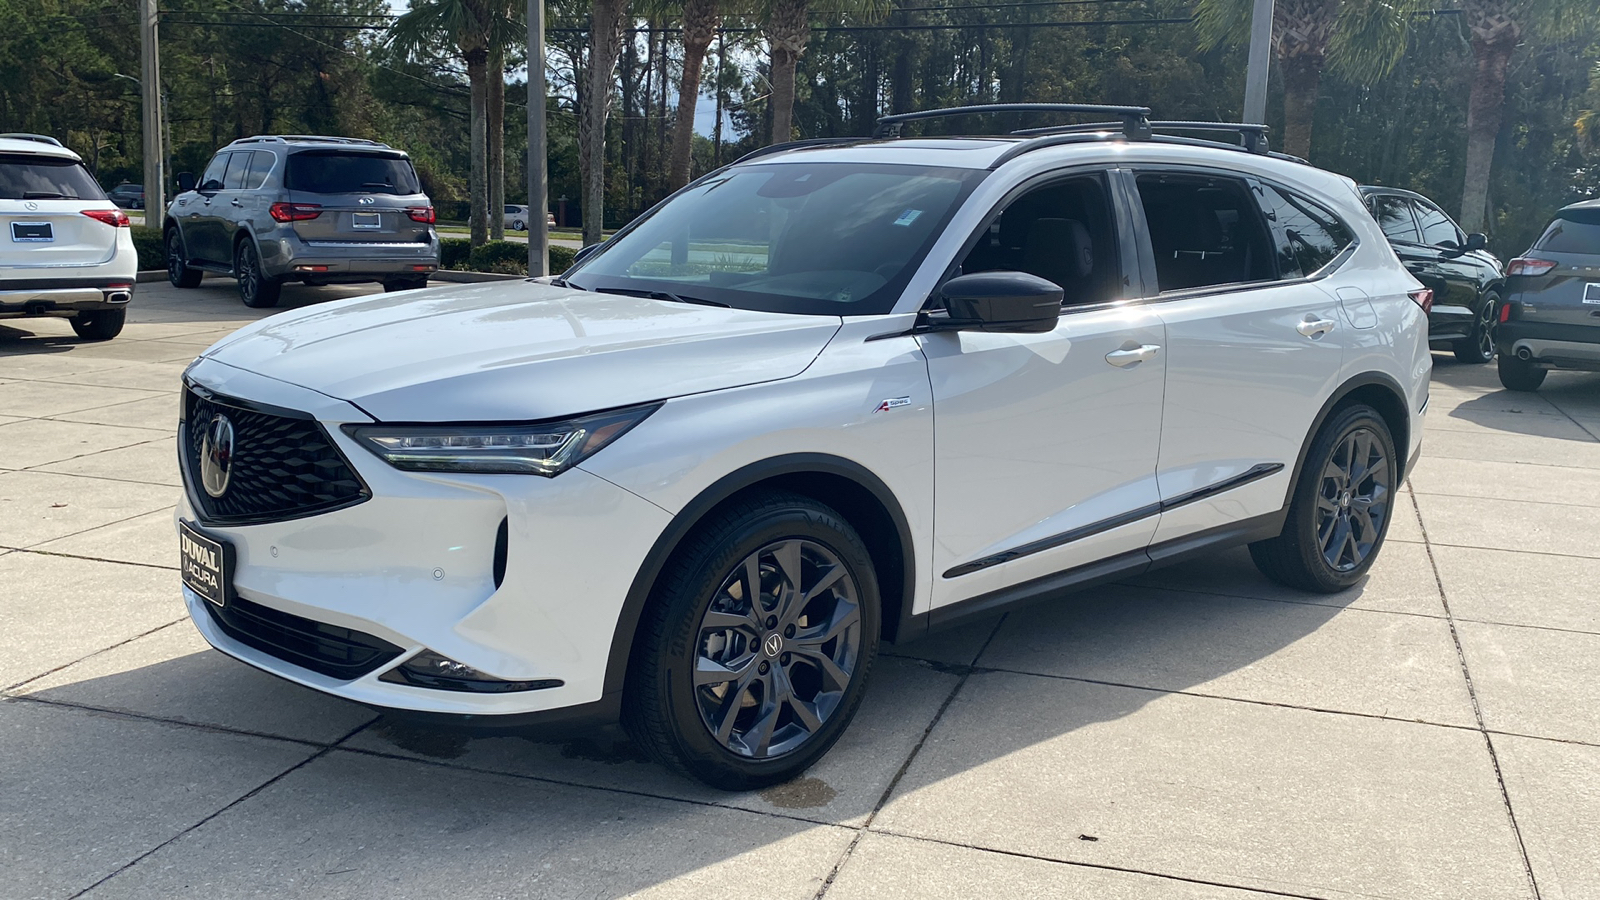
[235,241,281,308]
[624,492,880,790]
[383,277,430,293]
[1251,404,1397,593]
[1497,353,1547,392]
[167,229,202,288]
[1453,294,1498,364]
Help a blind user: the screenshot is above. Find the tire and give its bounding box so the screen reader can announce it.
[383,276,429,293]
[70,307,126,341]
[622,492,881,790]
[1497,353,1547,392]
[166,229,202,288]
[1452,293,1498,364]
[512,220,526,231]
[235,240,281,308]
[1250,404,1398,594]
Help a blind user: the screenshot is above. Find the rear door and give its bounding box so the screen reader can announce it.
[0,152,117,271]
[283,150,429,245]
[1412,198,1485,333]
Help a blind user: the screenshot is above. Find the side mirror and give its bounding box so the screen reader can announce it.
[572,243,602,264]
[176,172,195,193]
[1464,232,1488,252]
[935,271,1063,334]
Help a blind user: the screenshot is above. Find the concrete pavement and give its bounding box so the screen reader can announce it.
[3,280,1599,898]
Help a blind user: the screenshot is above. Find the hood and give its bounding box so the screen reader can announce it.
[203,281,841,422]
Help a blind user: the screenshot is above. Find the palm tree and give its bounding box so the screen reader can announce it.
[668,0,720,191]
[1195,0,1415,159]
[580,0,630,245]
[760,0,888,146]
[1457,0,1598,232]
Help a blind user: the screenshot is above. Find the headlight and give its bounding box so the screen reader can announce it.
[343,403,660,476]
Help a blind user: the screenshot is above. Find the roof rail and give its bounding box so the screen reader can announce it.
[875,103,1153,140]
[0,132,65,147]
[1012,120,1272,154]
[232,134,389,148]
[733,137,865,165]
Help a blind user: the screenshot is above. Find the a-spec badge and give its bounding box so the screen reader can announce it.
[873,397,912,414]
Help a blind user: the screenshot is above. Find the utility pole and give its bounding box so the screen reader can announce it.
[1242,0,1274,125]
[138,0,165,219]
[526,0,549,277]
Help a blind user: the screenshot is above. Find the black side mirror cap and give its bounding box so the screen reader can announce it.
[175,172,195,193]
[573,243,601,264]
[934,271,1064,334]
[1464,232,1488,252]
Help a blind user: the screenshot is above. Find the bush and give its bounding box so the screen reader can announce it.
[131,226,164,271]
[549,244,576,274]
[440,237,472,270]
[440,238,577,276]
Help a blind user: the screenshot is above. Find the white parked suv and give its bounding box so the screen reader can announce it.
[0,134,136,340]
[176,105,1430,789]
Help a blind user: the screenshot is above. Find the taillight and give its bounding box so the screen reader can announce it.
[406,206,435,224]
[81,209,130,228]
[269,202,323,223]
[1408,288,1433,313]
[1507,258,1557,277]
[1499,302,1513,323]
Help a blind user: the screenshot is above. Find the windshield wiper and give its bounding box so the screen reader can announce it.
[22,191,70,200]
[589,286,729,308]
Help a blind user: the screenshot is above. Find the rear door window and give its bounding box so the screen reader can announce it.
[1414,201,1463,248]
[1134,172,1277,292]
[0,153,106,200]
[222,152,253,190]
[1534,209,1600,255]
[1259,184,1355,278]
[1370,195,1420,244]
[286,152,420,195]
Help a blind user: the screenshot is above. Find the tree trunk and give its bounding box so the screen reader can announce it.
[580,0,628,245]
[468,48,490,247]
[669,0,718,191]
[764,0,810,145]
[1460,35,1515,233]
[489,41,506,242]
[1279,53,1322,160]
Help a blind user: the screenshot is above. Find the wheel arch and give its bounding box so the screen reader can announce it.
[602,453,917,705]
[1288,372,1414,494]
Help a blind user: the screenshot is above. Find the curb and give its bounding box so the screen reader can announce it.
[136,270,527,285]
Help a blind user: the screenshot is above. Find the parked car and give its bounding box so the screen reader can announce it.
[0,133,135,340]
[1360,185,1504,363]
[176,106,1429,789]
[1495,199,1600,391]
[107,183,145,210]
[163,135,440,307]
[504,205,556,231]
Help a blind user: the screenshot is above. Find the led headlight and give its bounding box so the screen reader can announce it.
[343,403,660,476]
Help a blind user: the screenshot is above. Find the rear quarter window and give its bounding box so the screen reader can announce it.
[1260,184,1354,278]
[286,152,421,195]
[1535,210,1600,255]
[0,154,105,201]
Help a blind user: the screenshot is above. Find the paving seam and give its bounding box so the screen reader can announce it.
[1447,616,1600,638]
[12,468,181,489]
[1409,489,1600,510]
[10,503,178,552]
[813,613,1010,899]
[1410,489,1543,900]
[1396,541,1600,563]
[3,692,340,750]
[1112,580,1452,620]
[1,617,187,692]
[2,546,178,571]
[1541,398,1600,441]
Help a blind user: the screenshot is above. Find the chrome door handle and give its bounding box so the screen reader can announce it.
[1105,344,1161,367]
[230,199,243,207]
[1297,318,1336,339]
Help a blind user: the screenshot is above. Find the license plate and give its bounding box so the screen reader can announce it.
[351,212,381,230]
[11,222,52,242]
[179,520,231,607]
[1584,283,1600,305]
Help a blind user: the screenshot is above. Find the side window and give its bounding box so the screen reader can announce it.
[1259,184,1354,278]
[956,172,1121,307]
[222,152,252,191]
[1414,201,1463,248]
[244,151,275,190]
[198,153,230,192]
[1370,195,1420,244]
[1134,172,1276,293]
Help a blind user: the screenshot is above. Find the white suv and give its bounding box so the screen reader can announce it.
[175,106,1430,789]
[0,134,136,340]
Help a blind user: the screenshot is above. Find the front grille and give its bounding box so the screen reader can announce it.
[204,594,403,681]
[182,387,368,525]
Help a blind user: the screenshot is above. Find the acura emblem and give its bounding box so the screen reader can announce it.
[763,633,783,658]
[200,413,236,498]
[358,197,376,205]
[23,200,37,211]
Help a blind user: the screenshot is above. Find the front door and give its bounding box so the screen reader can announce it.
[185,152,234,264]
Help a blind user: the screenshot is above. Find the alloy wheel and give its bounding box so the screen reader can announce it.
[1477,302,1497,361]
[239,246,259,299]
[693,538,862,759]
[167,234,183,282]
[1315,427,1391,572]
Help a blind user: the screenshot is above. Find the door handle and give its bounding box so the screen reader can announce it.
[230,199,243,207]
[1105,344,1161,367]
[1296,318,1336,339]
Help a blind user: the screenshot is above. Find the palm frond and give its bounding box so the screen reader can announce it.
[1328,0,1419,82]
[1192,0,1256,52]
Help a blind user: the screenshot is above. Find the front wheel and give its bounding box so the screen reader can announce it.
[70,307,126,341]
[623,492,880,790]
[1452,293,1498,364]
[1251,404,1397,593]
[511,220,526,231]
[167,229,202,288]
[235,241,281,308]
[1497,353,1547,392]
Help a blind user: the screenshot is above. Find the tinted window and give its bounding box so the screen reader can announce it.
[958,173,1121,307]
[198,153,230,191]
[0,153,105,201]
[1370,195,1419,243]
[565,162,985,316]
[222,152,252,190]
[1414,201,1462,247]
[286,151,421,195]
[1135,173,1276,292]
[244,151,274,189]
[1534,209,1600,255]
[1261,184,1354,278]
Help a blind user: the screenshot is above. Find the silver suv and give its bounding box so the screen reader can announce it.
[162,135,440,307]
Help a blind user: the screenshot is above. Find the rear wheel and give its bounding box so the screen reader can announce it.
[512,219,526,231]
[1452,293,1498,364]
[623,492,880,790]
[383,277,430,293]
[70,307,126,341]
[1251,404,1397,593]
[166,229,202,288]
[235,241,281,308]
[1497,353,1547,392]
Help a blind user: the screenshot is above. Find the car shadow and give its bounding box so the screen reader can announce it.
[1429,351,1600,440]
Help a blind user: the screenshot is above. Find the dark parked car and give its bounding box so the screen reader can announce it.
[1495,199,1600,391]
[108,183,144,209]
[1361,186,1503,363]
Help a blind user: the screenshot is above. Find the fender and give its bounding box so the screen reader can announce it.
[1286,370,1414,495]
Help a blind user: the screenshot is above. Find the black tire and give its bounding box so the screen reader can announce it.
[1497,353,1547,392]
[383,277,430,293]
[166,229,202,288]
[235,241,281,308]
[1250,404,1398,594]
[622,492,881,790]
[1452,293,1498,364]
[70,307,126,341]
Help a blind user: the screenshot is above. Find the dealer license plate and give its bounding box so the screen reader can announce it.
[11,222,52,242]
[351,212,381,230]
[179,519,231,607]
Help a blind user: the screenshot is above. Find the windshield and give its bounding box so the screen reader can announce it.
[564,162,985,315]
[286,151,421,195]
[0,154,105,201]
